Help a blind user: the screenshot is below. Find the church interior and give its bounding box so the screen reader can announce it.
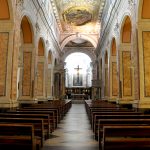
[1,0,150,149]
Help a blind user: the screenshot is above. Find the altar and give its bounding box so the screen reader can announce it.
[71,93,85,100]
[65,87,91,100]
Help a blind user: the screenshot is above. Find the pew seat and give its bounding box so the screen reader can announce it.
[102,125,150,150]
[0,123,39,150]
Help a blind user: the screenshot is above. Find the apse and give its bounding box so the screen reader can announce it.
[65,52,92,88]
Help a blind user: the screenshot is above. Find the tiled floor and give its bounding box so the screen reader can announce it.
[42,104,99,150]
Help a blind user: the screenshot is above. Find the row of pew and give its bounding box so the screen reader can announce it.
[85,100,150,150]
[0,99,72,150]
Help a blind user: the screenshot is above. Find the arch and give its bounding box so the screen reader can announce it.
[110,38,118,97]
[60,35,97,50]
[111,38,116,56]
[21,16,33,43]
[19,15,34,98]
[48,51,52,64]
[38,38,45,56]
[0,0,10,20]
[64,52,92,88]
[142,0,150,19]
[61,48,96,63]
[121,16,132,43]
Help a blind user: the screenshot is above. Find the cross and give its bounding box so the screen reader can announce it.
[74,65,82,84]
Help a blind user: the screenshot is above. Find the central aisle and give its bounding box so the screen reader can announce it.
[43,104,99,150]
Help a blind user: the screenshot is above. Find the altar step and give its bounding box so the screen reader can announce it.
[71,99,85,104]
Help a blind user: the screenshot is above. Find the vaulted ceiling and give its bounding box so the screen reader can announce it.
[52,0,101,34]
[50,0,105,55]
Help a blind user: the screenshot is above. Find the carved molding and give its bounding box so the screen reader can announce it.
[114,22,119,35]
[128,0,134,5]
[128,0,135,10]
[16,0,24,11]
[35,22,41,33]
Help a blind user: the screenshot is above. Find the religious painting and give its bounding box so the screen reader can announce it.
[73,73,82,86]
[73,65,83,86]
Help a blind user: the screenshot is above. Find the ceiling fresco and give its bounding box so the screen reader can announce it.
[52,0,101,34]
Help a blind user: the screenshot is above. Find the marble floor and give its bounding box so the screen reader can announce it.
[42,104,99,150]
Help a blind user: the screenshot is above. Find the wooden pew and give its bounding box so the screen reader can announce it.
[23,100,70,121]
[6,110,54,134]
[92,111,142,133]
[0,113,51,136]
[85,100,120,118]
[16,100,72,130]
[102,125,150,150]
[0,123,37,150]
[89,109,135,125]
[84,99,137,122]
[0,117,44,147]
[16,108,57,129]
[98,118,150,145]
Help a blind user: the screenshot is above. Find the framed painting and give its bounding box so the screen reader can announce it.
[73,74,82,86]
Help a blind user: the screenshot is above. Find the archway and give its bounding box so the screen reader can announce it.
[61,35,97,50]
[110,38,118,98]
[138,0,150,107]
[47,51,53,99]
[0,0,10,97]
[64,52,92,100]
[18,16,34,99]
[37,38,45,97]
[142,0,150,19]
[0,0,10,20]
[120,16,132,98]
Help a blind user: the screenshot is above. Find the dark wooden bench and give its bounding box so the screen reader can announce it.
[0,123,38,150]
[98,118,150,144]
[93,113,149,133]
[85,100,138,124]
[6,110,54,134]
[23,104,62,122]
[92,111,142,133]
[17,107,58,128]
[89,108,136,125]
[102,125,150,150]
[0,113,51,136]
[85,101,120,118]
[0,117,44,147]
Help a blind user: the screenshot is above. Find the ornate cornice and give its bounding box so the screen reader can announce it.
[50,0,63,32]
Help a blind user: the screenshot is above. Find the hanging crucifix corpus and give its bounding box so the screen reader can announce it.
[74,65,82,85]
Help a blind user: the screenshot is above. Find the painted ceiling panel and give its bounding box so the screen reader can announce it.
[53,0,101,34]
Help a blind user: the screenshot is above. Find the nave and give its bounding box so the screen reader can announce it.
[43,104,99,150]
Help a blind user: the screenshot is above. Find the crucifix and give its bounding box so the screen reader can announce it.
[74,65,82,84]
